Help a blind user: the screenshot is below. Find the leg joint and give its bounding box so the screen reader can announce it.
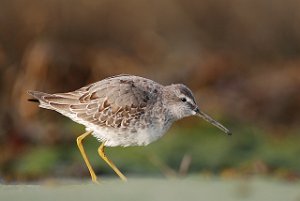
[76,131,92,145]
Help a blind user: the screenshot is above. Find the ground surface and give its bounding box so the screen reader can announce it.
[1,177,299,201]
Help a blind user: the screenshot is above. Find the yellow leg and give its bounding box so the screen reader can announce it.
[76,131,99,183]
[98,143,127,181]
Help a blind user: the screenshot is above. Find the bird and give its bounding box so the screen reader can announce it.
[28,74,231,183]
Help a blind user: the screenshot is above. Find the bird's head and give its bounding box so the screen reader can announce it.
[164,84,199,119]
[163,84,231,135]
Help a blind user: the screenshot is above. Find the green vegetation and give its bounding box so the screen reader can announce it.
[10,120,300,181]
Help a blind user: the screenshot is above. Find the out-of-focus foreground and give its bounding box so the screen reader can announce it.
[1,178,300,201]
[0,0,300,182]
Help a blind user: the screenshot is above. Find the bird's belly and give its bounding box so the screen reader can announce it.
[88,125,170,147]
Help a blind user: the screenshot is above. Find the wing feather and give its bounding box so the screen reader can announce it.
[29,75,162,129]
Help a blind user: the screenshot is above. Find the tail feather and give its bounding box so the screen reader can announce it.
[27,98,39,103]
[27,90,81,111]
[27,90,52,109]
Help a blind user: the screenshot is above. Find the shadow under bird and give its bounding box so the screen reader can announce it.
[28,74,231,182]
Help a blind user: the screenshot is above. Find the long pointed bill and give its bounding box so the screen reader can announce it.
[197,110,232,135]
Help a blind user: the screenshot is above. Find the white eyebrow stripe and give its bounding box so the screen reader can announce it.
[186,97,194,104]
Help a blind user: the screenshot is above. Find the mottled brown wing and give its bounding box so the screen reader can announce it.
[43,75,161,128]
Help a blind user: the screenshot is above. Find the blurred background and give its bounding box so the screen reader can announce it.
[0,0,300,182]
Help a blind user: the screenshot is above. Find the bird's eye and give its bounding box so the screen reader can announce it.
[181,97,187,102]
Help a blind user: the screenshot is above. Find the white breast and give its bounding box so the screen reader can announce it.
[54,108,173,147]
[89,122,172,147]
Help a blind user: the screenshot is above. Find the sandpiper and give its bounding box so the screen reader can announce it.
[28,74,231,182]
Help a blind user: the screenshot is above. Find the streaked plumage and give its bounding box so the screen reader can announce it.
[28,74,231,182]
